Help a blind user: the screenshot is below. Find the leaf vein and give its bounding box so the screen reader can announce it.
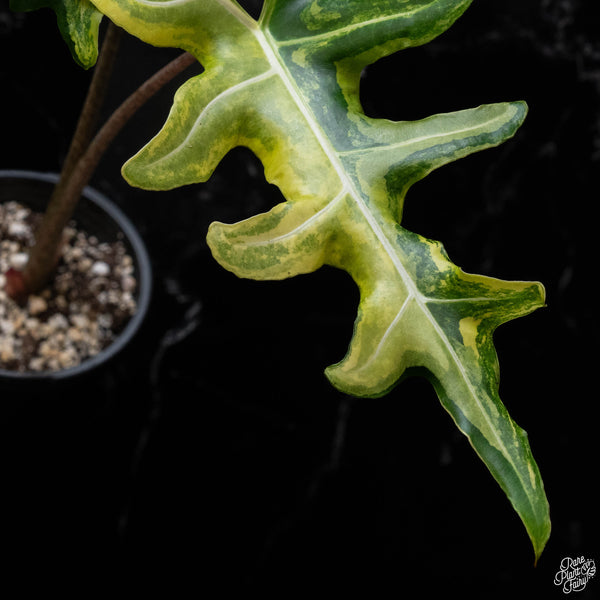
[363,296,413,370]
[337,115,509,157]
[274,10,419,47]
[145,68,276,167]
[243,186,348,247]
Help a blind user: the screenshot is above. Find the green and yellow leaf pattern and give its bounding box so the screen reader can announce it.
[89,0,550,561]
[10,0,102,68]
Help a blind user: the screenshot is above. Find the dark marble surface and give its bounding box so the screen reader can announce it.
[0,0,598,596]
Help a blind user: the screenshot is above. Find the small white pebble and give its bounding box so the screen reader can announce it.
[122,275,136,293]
[67,327,83,342]
[28,357,46,371]
[38,340,54,359]
[13,313,25,331]
[0,319,15,335]
[69,247,84,260]
[70,314,90,329]
[77,257,93,272]
[24,318,41,336]
[58,348,77,369]
[0,335,15,361]
[55,295,68,310]
[28,295,48,316]
[9,252,28,269]
[47,313,69,331]
[97,314,113,329]
[8,222,29,238]
[91,261,110,276]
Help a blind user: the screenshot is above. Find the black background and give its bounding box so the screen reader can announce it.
[0,0,598,596]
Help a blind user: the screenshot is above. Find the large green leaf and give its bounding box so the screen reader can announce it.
[11,0,102,68]
[89,0,550,561]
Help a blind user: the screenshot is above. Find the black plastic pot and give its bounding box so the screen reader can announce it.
[0,169,152,384]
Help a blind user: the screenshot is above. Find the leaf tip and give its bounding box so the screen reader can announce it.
[532,524,551,567]
[120,155,166,191]
[504,99,529,133]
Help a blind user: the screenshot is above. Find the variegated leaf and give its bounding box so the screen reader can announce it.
[10,0,102,68]
[89,0,550,561]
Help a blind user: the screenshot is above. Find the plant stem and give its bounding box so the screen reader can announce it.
[18,21,123,296]
[19,45,196,296]
[60,50,197,206]
[61,22,123,184]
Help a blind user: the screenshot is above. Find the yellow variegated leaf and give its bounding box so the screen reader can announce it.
[90,0,550,562]
[11,0,102,68]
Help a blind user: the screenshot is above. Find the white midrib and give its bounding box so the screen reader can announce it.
[218,5,525,493]
[257,32,423,299]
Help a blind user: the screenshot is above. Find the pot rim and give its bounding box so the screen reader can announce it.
[0,169,152,381]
